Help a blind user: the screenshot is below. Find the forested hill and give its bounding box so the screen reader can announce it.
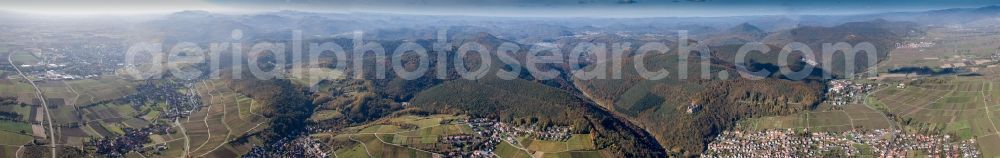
[574,50,825,155]
[221,71,316,145]
[412,77,667,157]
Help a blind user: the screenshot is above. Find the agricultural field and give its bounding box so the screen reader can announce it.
[0,101,33,158]
[870,75,1000,157]
[163,80,268,158]
[318,115,466,158]
[737,104,896,133]
[495,141,532,158]
[0,77,137,124]
[501,136,607,158]
[0,80,34,102]
[519,134,598,154]
[0,120,31,136]
[316,114,605,158]
[287,67,345,88]
[310,109,342,121]
[0,104,31,120]
[59,77,137,106]
[0,130,33,157]
[6,79,272,158]
[880,26,1000,72]
[8,51,39,65]
[739,74,1000,157]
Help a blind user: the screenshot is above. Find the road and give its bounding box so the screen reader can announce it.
[8,52,57,158]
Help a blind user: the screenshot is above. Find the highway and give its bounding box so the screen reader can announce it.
[8,51,57,158]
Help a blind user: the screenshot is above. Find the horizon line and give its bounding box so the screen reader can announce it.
[1,5,997,19]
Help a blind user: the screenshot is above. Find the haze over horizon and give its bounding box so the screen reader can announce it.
[4,0,999,17]
[5,0,1000,157]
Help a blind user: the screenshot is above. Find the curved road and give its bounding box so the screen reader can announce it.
[8,51,57,158]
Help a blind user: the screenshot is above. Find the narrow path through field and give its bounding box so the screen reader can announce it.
[200,82,235,157]
[131,151,148,158]
[805,112,810,129]
[326,120,471,157]
[15,144,23,158]
[370,126,438,155]
[192,82,215,153]
[347,134,374,158]
[899,87,954,117]
[863,88,899,130]
[980,91,1000,137]
[841,110,857,130]
[505,139,536,158]
[61,80,81,109]
[174,119,190,158]
[8,51,57,158]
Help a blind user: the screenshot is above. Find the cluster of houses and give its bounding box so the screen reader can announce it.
[243,137,327,158]
[896,42,935,49]
[87,124,171,157]
[124,82,202,120]
[461,118,574,157]
[826,80,874,106]
[848,129,979,157]
[704,129,980,157]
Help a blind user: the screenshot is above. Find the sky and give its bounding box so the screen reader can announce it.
[2,0,999,17]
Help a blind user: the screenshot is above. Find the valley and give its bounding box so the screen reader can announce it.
[1,4,1000,157]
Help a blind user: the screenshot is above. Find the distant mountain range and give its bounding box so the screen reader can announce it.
[1,5,996,157]
[77,5,985,45]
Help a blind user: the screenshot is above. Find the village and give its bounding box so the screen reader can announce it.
[825,79,877,106]
[442,118,573,157]
[704,129,980,157]
[86,123,172,157]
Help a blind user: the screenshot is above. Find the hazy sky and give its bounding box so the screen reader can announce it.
[3,0,999,17]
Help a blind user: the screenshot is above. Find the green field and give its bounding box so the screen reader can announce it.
[566,134,597,150]
[9,52,38,65]
[63,78,137,106]
[870,76,1000,157]
[82,103,137,123]
[738,104,894,132]
[0,77,138,127]
[310,109,342,121]
[0,120,30,135]
[334,142,372,158]
[509,134,599,157]
[358,134,433,158]
[0,81,33,100]
[360,125,402,134]
[0,104,31,120]
[323,114,602,158]
[287,67,345,87]
[541,151,608,158]
[317,114,478,157]
[0,130,32,146]
[496,141,532,158]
